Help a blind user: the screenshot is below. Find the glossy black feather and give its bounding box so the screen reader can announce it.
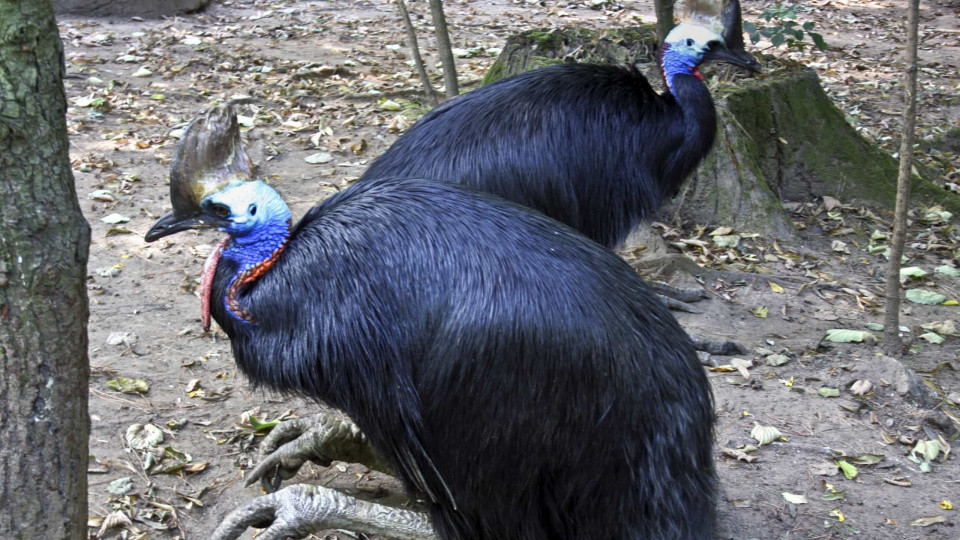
[360,64,716,248]
[211,177,715,540]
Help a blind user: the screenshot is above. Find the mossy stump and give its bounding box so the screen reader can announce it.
[484,26,960,240]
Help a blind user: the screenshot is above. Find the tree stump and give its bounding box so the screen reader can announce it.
[53,0,210,18]
[484,26,960,240]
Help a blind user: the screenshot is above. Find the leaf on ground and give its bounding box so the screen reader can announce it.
[824,329,876,343]
[721,447,759,463]
[900,266,928,281]
[909,515,946,527]
[713,234,741,248]
[850,379,873,396]
[844,453,885,465]
[125,423,164,450]
[938,500,952,510]
[913,440,942,461]
[782,492,808,504]
[305,152,333,164]
[101,213,130,224]
[107,477,134,496]
[766,354,790,366]
[865,322,884,331]
[835,460,858,480]
[750,306,768,318]
[379,99,402,111]
[905,289,947,305]
[884,477,912,487]
[921,320,957,336]
[730,358,752,379]
[934,265,960,277]
[821,489,846,501]
[919,332,945,344]
[751,423,782,446]
[107,377,148,394]
[818,387,840,398]
[831,240,850,254]
[770,281,785,293]
[822,196,842,211]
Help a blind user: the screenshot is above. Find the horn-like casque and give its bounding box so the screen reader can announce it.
[145,101,255,241]
[685,0,761,72]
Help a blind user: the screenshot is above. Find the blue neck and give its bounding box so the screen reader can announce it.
[660,43,700,96]
[220,217,292,325]
[222,218,292,272]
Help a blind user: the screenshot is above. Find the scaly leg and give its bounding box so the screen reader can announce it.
[212,484,437,540]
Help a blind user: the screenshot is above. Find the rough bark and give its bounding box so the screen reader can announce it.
[883,0,921,355]
[429,0,459,98]
[654,0,676,45]
[0,1,91,539]
[482,27,960,240]
[53,0,209,18]
[398,0,441,106]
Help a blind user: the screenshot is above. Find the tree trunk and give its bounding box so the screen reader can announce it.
[882,0,921,355]
[654,0,676,45]
[398,0,441,106]
[429,0,459,98]
[0,1,91,539]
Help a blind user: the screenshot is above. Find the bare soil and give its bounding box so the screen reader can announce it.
[61,1,960,539]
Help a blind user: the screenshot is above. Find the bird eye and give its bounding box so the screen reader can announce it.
[213,204,230,218]
[249,203,257,216]
[686,38,694,47]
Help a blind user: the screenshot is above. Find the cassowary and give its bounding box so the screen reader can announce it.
[145,105,715,540]
[360,0,760,249]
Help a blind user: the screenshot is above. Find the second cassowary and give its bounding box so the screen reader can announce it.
[361,1,759,249]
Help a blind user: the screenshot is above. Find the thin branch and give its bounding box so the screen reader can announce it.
[397,0,440,107]
[429,0,459,98]
[882,0,921,356]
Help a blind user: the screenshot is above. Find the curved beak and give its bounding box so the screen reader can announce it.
[716,0,761,72]
[703,43,762,73]
[145,211,210,242]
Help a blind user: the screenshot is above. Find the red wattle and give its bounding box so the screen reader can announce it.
[691,67,704,82]
[201,237,230,331]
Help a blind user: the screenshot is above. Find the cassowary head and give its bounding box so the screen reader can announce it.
[660,0,760,92]
[200,180,291,244]
[145,102,255,242]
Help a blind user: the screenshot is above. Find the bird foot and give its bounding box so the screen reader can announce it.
[246,413,390,493]
[211,484,437,540]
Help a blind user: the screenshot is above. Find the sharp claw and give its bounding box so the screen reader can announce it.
[264,467,284,493]
[211,495,278,540]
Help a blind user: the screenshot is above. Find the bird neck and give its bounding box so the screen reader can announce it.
[220,218,293,324]
[660,43,704,97]
[660,74,718,193]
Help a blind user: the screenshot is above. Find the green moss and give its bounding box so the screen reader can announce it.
[481,57,505,86]
[482,25,659,85]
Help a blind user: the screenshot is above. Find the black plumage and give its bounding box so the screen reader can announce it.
[360,20,758,249]
[207,177,716,540]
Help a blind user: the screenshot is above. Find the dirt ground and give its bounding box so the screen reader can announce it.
[60,0,960,539]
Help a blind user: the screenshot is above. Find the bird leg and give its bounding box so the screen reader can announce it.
[245,413,392,493]
[211,483,438,540]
